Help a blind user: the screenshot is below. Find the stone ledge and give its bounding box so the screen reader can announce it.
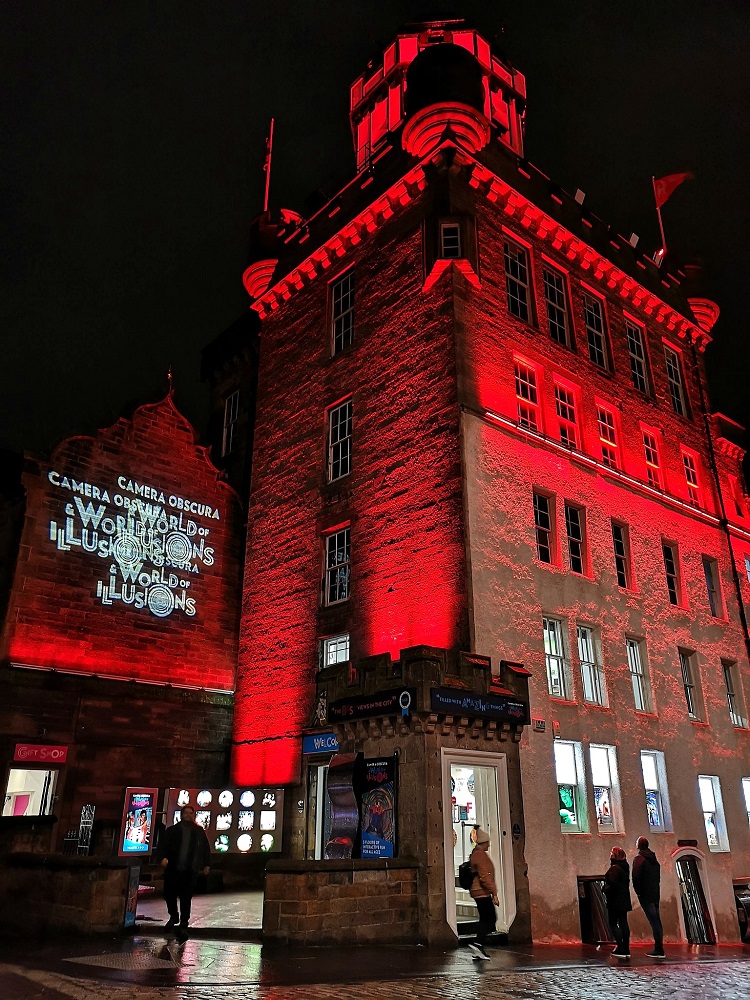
[265,857,419,874]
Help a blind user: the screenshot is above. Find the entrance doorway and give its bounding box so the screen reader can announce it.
[2,767,58,816]
[305,763,332,860]
[675,853,716,944]
[441,749,515,937]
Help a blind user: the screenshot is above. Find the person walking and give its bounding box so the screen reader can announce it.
[632,836,665,958]
[156,805,211,939]
[467,828,498,961]
[603,846,632,958]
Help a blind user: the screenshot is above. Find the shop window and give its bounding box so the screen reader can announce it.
[439,222,462,259]
[698,775,729,853]
[640,751,672,833]
[611,521,632,589]
[327,399,353,482]
[625,321,651,394]
[596,404,620,469]
[679,649,702,721]
[626,637,652,713]
[543,616,571,699]
[514,360,541,431]
[662,542,682,606]
[543,266,571,347]
[222,390,239,457]
[331,270,355,355]
[319,633,350,670]
[554,740,587,833]
[723,660,747,728]
[555,384,578,448]
[504,240,532,322]
[590,745,621,831]
[702,556,722,618]
[583,293,609,369]
[642,429,662,488]
[323,527,350,605]
[682,451,701,506]
[577,625,606,706]
[664,344,689,417]
[533,492,555,564]
[3,768,58,817]
[564,503,586,575]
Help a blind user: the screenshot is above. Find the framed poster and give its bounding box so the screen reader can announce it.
[358,756,397,859]
[119,787,158,857]
[165,786,285,854]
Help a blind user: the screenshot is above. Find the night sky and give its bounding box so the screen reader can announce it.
[2,2,748,462]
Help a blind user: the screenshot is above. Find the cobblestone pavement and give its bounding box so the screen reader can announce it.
[3,959,750,1000]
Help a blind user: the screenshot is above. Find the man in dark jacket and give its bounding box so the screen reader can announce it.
[603,846,632,958]
[156,805,211,938]
[632,836,665,958]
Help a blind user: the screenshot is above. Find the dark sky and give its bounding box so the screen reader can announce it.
[2,1,748,460]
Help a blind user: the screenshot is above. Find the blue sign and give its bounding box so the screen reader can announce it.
[302,732,339,754]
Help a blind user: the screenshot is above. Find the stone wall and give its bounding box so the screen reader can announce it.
[263,859,420,945]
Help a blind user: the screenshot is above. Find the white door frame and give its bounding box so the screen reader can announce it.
[672,847,718,943]
[441,747,516,936]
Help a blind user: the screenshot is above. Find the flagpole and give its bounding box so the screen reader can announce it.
[263,118,275,214]
[652,176,668,256]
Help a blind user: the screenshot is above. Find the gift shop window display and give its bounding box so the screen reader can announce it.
[3,767,59,817]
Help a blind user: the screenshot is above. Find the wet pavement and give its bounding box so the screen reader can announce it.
[135,890,263,939]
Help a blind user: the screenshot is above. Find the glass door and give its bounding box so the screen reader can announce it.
[676,855,716,944]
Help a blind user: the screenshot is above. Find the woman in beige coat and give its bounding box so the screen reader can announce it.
[467,828,498,960]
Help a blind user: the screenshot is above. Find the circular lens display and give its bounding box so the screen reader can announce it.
[196,790,212,807]
[239,790,255,808]
[237,834,252,852]
[218,790,234,808]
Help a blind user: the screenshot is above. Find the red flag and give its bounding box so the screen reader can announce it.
[653,172,693,209]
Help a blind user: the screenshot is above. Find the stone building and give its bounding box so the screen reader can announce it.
[232,21,750,946]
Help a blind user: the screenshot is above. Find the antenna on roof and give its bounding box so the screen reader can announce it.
[167,366,174,393]
[263,118,275,214]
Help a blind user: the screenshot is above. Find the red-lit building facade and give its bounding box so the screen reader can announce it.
[233,22,750,945]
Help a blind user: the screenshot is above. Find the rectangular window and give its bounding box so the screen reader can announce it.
[729,475,746,519]
[590,745,621,830]
[742,778,750,827]
[664,344,688,417]
[679,649,700,720]
[577,625,606,706]
[583,293,608,368]
[543,267,570,346]
[702,556,722,617]
[555,384,578,448]
[554,740,587,833]
[319,633,350,670]
[626,637,652,712]
[331,270,355,355]
[440,222,461,259]
[564,503,586,575]
[611,521,631,589]
[2,767,58,817]
[504,240,532,323]
[514,361,541,431]
[682,451,701,506]
[327,399,353,482]
[625,321,650,393]
[641,751,671,833]
[745,555,750,584]
[642,430,662,488]
[543,617,570,699]
[596,404,620,469]
[723,660,746,728]
[534,492,554,564]
[324,527,351,605]
[222,390,240,457]
[698,775,729,852]
[662,543,681,606]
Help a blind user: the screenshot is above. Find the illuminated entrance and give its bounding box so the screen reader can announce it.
[441,748,516,937]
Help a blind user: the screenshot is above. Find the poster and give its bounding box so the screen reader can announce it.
[119,787,157,856]
[165,786,284,854]
[358,756,397,859]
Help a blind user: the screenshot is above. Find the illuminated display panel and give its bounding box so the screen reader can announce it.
[1,396,241,691]
[119,787,158,856]
[165,786,284,854]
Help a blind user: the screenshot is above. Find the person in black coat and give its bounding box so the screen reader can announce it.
[603,846,632,958]
[156,805,211,937]
[632,836,664,957]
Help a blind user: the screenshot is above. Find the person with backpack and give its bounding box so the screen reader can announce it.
[632,836,665,958]
[603,846,632,958]
[466,828,498,960]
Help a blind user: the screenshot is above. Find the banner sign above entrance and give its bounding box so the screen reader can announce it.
[302,732,339,754]
[430,687,528,724]
[14,744,68,763]
[328,688,416,723]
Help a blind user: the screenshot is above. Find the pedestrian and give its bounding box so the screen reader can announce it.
[467,827,499,961]
[632,836,665,958]
[156,805,211,939]
[603,846,632,958]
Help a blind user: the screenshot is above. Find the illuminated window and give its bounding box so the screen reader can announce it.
[440,222,462,259]
[2,768,58,817]
[564,504,586,575]
[222,390,239,457]
[596,405,620,468]
[543,617,571,699]
[742,778,750,826]
[590,745,621,830]
[577,625,606,706]
[533,492,554,564]
[504,240,532,322]
[543,267,570,347]
[625,321,651,393]
[679,649,701,720]
[664,345,688,417]
[641,751,672,833]
[327,400,353,482]
[702,556,722,618]
[723,660,746,728]
[554,384,578,448]
[698,775,729,852]
[583,293,608,369]
[324,528,350,605]
[682,451,701,506]
[331,271,355,355]
[554,740,587,833]
[611,521,631,589]
[514,361,541,431]
[642,430,662,488]
[626,637,652,713]
[745,554,750,583]
[319,633,350,670]
[662,543,682,606]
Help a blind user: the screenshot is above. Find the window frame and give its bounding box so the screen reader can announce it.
[678,648,702,721]
[589,744,623,832]
[514,359,542,432]
[543,616,572,700]
[323,526,351,606]
[722,659,747,728]
[503,238,533,324]
[319,633,351,670]
[662,542,682,607]
[626,636,653,713]
[542,263,572,348]
[681,449,702,507]
[439,221,462,260]
[582,291,610,369]
[596,402,621,469]
[698,775,730,853]
[577,624,606,706]
[330,269,355,356]
[642,428,663,489]
[640,750,672,833]
[702,556,723,618]
[326,398,353,483]
[554,382,579,449]
[564,503,587,576]
[611,521,632,590]
[222,389,240,458]
[554,740,588,834]
[625,319,651,394]
[533,491,555,565]
[664,343,689,418]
